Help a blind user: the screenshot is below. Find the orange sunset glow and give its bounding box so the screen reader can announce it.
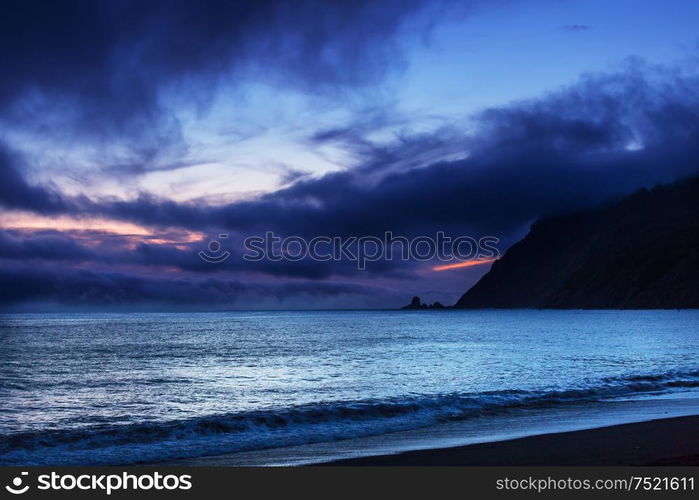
[0,211,205,246]
[432,258,496,272]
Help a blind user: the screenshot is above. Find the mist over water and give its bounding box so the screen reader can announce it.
[1,310,697,465]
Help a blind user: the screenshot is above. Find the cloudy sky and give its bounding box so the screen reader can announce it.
[2,0,699,310]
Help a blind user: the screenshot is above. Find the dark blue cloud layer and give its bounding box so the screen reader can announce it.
[0,1,698,308]
[1,0,440,137]
[0,263,386,310]
[90,65,699,239]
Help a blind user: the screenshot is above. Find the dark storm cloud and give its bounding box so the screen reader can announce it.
[0,145,67,213]
[0,262,383,309]
[7,61,698,258]
[0,0,460,196]
[0,0,444,138]
[0,228,414,281]
[562,24,592,32]
[0,230,92,261]
[89,63,699,240]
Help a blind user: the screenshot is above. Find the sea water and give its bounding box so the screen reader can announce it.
[1,310,697,465]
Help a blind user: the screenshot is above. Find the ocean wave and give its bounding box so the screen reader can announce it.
[1,367,698,466]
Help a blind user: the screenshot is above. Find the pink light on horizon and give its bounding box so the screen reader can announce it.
[432,258,496,272]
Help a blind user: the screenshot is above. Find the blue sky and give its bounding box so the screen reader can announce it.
[402,0,699,110]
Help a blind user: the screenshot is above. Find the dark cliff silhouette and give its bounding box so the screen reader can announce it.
[454,175,699,309]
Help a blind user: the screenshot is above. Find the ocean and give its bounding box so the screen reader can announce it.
[1,310,698,466]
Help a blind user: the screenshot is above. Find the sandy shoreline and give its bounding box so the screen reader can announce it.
[316,415,699,466]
